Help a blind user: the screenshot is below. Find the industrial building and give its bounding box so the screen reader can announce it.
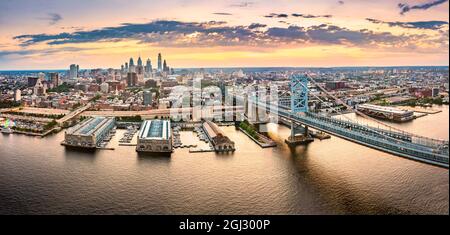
[202,121,235,152]
[64,117,115,148]
[356,104,414,122]
[136,119,172,153]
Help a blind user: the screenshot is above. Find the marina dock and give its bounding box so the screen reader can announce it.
[397,106,442,114]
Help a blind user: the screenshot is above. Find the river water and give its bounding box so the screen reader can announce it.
[0,106,448,214]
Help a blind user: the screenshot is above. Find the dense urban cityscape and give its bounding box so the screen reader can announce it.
[0,60,448,162]
[1,60,448,138]
[0,0,448,219]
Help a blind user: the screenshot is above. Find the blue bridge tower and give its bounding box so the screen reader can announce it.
[286,74,314,146]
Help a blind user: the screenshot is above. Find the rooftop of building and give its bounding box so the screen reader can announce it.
[357,104,413,115]
[66,117,115,136]
[202,120,225,138]
[138,119,171,140]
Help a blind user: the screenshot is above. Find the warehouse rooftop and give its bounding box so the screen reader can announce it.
[66,117,114,136]
[138,120,171,140]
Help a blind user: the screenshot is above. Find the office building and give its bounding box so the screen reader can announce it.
[136,57,144,83]
[127,72,138,87]
[143,90,152,106]
[325,81,346,90]
[69,64,78,79]
[163,60,169,72]
[49,72,59,87]
[145,58,152,74]
[129,58,135,73]
[157,53,162,72]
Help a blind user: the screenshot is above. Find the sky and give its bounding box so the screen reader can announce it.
[0,0,448,70]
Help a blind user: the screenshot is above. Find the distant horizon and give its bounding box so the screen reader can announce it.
[0,64,449,72]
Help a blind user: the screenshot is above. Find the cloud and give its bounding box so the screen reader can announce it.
[248,23,267,29]
[366,18,448,30]
[265,13,332,19]
[14,20,260,47]
[0,47,92,58]
[267,26,308,39]
[264,13,289,18]
[338,1,344,4]
[398,0,448,15]
[305,24,405,46]
[12,20,446,52]
[202,20,227,26]
[229,1,254,7]
[38,13,63,25]
[291,13,332,18]
[213,12,233,16]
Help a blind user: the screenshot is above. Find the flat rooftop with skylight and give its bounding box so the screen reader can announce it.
[136,119,172,153]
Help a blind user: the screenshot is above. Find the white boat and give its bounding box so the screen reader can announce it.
[1,127,13,134]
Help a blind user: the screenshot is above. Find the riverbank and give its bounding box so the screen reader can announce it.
[238,127,277,148]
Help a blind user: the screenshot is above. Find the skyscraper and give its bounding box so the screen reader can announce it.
[126,72,138,87]
[157,53,162,72]
[137,56,143,67]
[69,64,78,79]
[163,60,167,72]
[129,58,135,73]
[49,72,59,87]
[146,58,152,74]
[129,58,135,67]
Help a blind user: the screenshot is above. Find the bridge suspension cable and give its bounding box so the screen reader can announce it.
[245,78,447,149]
[304,74,448,147]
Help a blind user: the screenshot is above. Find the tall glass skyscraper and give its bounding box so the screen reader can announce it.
[146,58,152,73]
[129,58,135,67]
[69,64,78,79]
[157,53,162,72]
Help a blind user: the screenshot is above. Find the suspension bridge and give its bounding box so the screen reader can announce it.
[242,74,449,168]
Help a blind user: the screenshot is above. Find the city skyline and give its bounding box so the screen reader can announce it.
[0,0,449,70]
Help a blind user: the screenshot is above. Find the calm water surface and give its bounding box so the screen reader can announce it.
[0,106,448,214]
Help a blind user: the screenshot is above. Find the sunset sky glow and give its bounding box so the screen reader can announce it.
[0,0,448,69]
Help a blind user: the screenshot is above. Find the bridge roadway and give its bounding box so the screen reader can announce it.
[252,99,449,168]
[82,106,243,118]
[56,103,92,124]
[55,104,242,124]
